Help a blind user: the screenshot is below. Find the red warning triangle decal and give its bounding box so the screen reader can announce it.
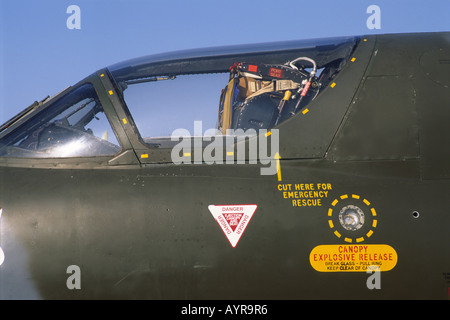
[208,204,258,248]
[223,213,243,232]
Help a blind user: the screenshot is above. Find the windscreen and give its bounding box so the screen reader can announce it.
[0,83,121,158]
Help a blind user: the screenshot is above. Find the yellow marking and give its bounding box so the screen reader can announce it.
[363,39,367,42]
[309,244,398,272]
[122,118,128,124]
[275,152,282,181]
[183,152,191,157]
[344,237,353,243]
[227,151,234,156]
[334,231,341,238]
[302,108,309,115]
[351,57,356,62]
[372,220,378,228]
[340,194,348,200]
[100,73,104,77]
[366,230,374,238]
[221,78,235,133]
[371,208,377,216]
[265,131,271,137]
[140,154,149,159]
[331,199,338,206]
[363,199,371,206]
[282,90,292,101]
[352,194,360,199]
[328,208,333,216]
[328,220,334,228]
[108,90,114,95]
[330,82,336,88]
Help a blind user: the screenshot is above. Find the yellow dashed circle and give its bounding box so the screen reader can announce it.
[327,194,377,243]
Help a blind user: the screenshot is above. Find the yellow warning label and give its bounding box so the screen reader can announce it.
[310,244,397,272]
[277,183,332,207]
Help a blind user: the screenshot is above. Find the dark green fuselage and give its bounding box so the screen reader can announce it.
[0,32,449,299]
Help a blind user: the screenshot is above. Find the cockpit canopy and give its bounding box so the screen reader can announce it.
[110,35,359,146]
[0,36,359,159]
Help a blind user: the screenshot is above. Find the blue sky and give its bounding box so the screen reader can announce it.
[0,0,449,123]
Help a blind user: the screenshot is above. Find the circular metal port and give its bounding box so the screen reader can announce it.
[339,205,365,231]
